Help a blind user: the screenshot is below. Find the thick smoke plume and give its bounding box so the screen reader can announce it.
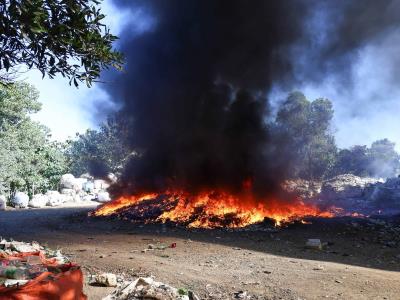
[102,0,400,198]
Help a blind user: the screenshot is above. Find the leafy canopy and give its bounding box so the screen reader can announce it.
[0,0,122,86]
[0,82,68,196]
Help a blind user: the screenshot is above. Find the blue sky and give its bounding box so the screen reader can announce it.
[26,0,126,140]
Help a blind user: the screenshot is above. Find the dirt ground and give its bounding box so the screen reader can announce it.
[1,205,400,300]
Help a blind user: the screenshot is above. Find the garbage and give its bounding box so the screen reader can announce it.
[103,277,197,300]
[0,195,6,211]
[29,194,48,208]
[91,273,118,287]
[97,191,111,203]
[305,239,322,250]
[46,190,63,207]
[11,192,29,208]
[60,173,76,189]
[170,243,177,248]
[0,239,86,299]
[94,179,110,191]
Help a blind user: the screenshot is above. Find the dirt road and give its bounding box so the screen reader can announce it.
[1,206,399,299]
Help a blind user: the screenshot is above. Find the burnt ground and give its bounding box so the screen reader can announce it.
[0,205,400,299]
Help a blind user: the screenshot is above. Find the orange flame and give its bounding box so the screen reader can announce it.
[92,189,334,228]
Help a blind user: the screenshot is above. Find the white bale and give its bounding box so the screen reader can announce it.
[74,178,88,192]
[58,194,70,203]
[60,188,76,196]
[94,179,110,191]
[46,190,62,207]
[97,191,111,203]
[29,194,48,208]
[60,174,76,189]
[0,195,6,211]
[82,194,94,202]
[83,181,95,193]
[72,194,81,203]
[12,192,29,208]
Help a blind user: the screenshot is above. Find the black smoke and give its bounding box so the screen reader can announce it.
[102,0,400,197]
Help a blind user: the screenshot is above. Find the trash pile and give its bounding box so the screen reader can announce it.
[320,174,381,202]
[0,239,67,287]
[2,173,115,210]
[0,239,86,299]
[103,277,199,300]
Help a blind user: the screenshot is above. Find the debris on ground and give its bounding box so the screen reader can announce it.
[0,239,69,286]
[90,273,118,287]
[305,239,323,250]
[103,277,198,300]
[0,239,86,299]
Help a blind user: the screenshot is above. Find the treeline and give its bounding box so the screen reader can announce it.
[1,82,398,199]
[70,91,400,182]
[274,92,400,180]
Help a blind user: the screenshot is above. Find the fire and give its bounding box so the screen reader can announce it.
[92,189,334,228]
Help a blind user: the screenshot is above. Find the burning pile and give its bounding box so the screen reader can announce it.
[92,189,333,228]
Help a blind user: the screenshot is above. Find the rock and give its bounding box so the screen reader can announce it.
[12,192,29,208]
[29,194,48,208]
[60,174,76,189]
[0,195,6,211]
[92,273,117,287]
[305,239,322,250]
[97,191,111,203]
[321,174,380,201]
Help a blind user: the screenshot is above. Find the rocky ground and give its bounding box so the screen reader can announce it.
[0,205,399,299]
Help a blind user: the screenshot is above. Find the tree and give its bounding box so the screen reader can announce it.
[0,0,122,86]
[275,91,337,180]
[66,115,131,177]
[0,82,68,197]
[367,139,400,178]
[331,145,370,177]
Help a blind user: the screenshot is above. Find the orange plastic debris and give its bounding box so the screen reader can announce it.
[0,252,87,300]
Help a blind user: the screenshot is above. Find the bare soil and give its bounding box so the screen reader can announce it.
[1,205,400,299]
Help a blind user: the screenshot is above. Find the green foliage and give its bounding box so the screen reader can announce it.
[275,91,337,180]
[66,115,131,177]
[332,146,370,177]
[0,82,68,197]
[332,139,400,178]
[0,0,123,86]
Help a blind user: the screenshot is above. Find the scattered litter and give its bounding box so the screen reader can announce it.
[313,265,324,271]
[170,243,177,248]
[91,273,118,287]
[103,277,198,300]
[233,290,249,299]
[305,239,322,250]
[0,239,85,299]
